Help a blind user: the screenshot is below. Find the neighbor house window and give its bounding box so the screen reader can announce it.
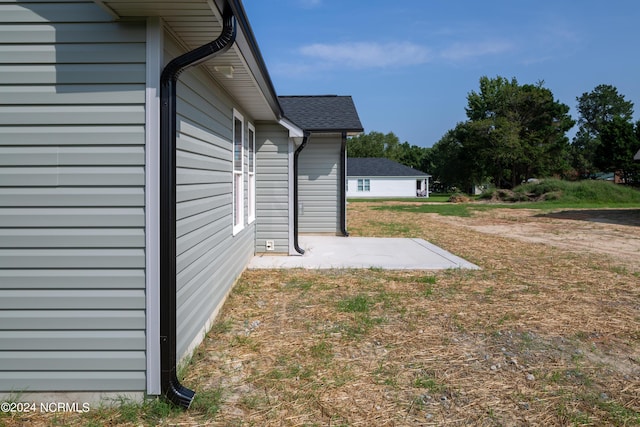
[233,110,244,235]
[357,179,370,192]
[247,123,256,223]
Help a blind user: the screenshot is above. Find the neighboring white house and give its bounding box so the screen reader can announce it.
[347,158,431,198]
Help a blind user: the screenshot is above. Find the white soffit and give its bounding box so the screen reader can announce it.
[95,0,279,121]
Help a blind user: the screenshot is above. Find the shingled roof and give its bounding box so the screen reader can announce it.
[278,95,364,133]
[348,158,430,177]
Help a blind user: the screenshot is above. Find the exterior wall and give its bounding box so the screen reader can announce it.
[0,2,147,393]
[347,177,421,198]
[164,33,256,360]
[255,123,290,253]
[298,134,341,234]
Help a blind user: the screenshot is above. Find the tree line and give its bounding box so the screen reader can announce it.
[348,77,640,191]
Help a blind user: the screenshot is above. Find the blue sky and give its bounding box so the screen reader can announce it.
[242,0,640,147]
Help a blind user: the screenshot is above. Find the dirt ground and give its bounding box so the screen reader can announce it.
[437,207,640,271]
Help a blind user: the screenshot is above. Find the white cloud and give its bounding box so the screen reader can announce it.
[440,40,515,61]
[298,41,432,69]
[275,38,516,77]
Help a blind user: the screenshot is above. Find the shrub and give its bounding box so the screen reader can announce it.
[448,192,471,203]
[477,178,640,204]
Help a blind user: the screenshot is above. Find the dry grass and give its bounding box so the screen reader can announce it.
[187,203,640,426]
[3,202,639,426]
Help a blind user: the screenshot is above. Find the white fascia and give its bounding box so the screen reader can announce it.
[279,118,304,144]
[145,16,163,396]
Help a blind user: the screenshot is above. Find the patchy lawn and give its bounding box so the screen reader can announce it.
[4,202,639,426]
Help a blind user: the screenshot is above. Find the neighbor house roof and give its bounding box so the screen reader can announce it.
[635,148,640,162]
[348,158,431,178]
[278,95,364,134]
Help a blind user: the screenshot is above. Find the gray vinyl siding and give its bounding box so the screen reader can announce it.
[255,123,289,253]
[298,134,341,234]
[165,33,255,360]
[0,1,146,392]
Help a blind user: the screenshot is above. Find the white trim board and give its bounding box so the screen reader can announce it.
[145,16,163,396]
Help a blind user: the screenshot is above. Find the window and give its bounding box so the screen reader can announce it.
[247,123,256,223]
[232,110,244,235]
[357,178,370,192]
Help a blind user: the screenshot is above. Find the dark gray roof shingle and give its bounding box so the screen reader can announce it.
[348,157,430,177]
[279,95,364,133]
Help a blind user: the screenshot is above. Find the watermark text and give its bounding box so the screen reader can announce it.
[1,401,90,414]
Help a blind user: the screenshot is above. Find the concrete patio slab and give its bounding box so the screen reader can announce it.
[248,236,479,270]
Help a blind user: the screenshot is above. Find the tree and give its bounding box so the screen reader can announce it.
[595,117,640,184]
[576,84,634,136]
[347,131,401,160]
[570,127,600,178]
[461,76,574,188]
[431,124,483,191]
[346,131,386,158]
[572,84,635,177]
[347,131,432,173]
[396,141,426,170]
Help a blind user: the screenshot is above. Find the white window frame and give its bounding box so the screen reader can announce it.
[247,122,256,224]
[357,178,370,192]
[232,109,244,235]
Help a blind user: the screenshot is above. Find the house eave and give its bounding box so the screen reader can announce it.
[94,0,282,121]
[278,118,305,142]
[306,128,364,136]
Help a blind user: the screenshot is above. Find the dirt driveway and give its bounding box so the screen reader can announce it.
[437,207,640,271]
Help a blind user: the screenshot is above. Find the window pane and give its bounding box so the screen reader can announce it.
[248,128,255,173]
[234,173,242,226]
[234,117,242,171]
[248,173,255,221]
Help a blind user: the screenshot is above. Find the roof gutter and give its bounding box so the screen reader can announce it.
[340,132,349,237]
[293,132,310,254]
[159,4,236,409]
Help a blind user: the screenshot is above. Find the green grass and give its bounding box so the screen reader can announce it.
[189,388,225,418]
[373,202,477,217]
[337,294,372,313]
[78,396,186,427]
[333,294,387,339]
[367,220,421,235]
[371,180,640,217]
[594,397,640,425]
[413,372,445,393]
[310,340,334,362]
[348,193,453,203]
